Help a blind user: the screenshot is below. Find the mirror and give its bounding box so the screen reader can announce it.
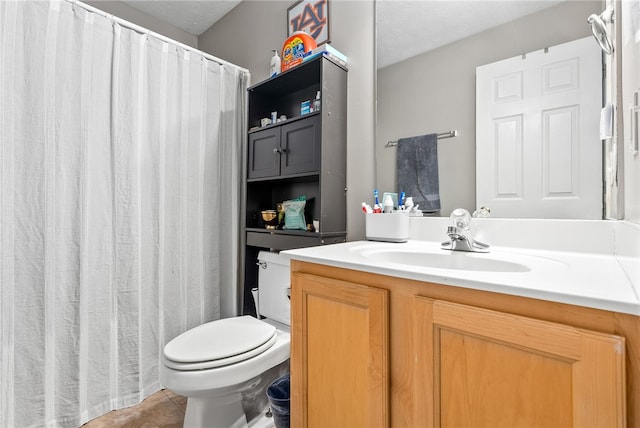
[375,0,607,219]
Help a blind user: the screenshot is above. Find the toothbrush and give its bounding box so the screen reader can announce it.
[373,189,381,212]
[399,191,406,208]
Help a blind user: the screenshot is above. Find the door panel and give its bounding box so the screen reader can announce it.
[415,297,626,427]
[291,272,389,428]
[494,115,523,197]
[439,328,573,426]
[476,36,602,218]
[280,115,321,176]
[248,128,280,179]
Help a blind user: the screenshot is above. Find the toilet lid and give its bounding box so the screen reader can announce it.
[164,316,277,365]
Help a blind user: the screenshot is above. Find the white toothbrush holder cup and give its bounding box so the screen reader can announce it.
[365,212,410,243]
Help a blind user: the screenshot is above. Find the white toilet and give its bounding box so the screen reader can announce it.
[160,251,291,428]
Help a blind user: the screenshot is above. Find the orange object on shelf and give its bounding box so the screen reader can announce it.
[281,31,317,72]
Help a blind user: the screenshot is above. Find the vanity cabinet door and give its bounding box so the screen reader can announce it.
[415,297,626,427]
[291,272,389,428]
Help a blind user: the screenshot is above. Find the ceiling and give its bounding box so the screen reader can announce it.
[121,0,242,36]
[376,0,563,68]
[120,0,563,68]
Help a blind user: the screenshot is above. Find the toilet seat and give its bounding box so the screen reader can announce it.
[163,316,277,371]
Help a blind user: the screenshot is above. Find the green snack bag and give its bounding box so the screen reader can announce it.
[283,197,307,230]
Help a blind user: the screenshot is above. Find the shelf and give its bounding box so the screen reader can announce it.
[248,56,322,95]
[243,53,347,276]
[248,55,347,95]
[246,228,346,251]
[248,111,320,134]
[247,227,344,236]
[247,227,307,235]
[246,172,319,184]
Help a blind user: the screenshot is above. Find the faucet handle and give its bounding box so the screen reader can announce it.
[473,206,491,218]
[450,208,472,230]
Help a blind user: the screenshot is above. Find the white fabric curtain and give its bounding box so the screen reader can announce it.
[0,1,248,426]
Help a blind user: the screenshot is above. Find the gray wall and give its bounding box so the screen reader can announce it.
[199,1,376,240]
[376,1,599,217]
[85,1,198,47]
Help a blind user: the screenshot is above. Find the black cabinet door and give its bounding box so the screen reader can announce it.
[248,127,280,179]
[280,115,321,177]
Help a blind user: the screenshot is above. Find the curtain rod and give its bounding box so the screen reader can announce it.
[385,130,458,147]
[65,0,249,75]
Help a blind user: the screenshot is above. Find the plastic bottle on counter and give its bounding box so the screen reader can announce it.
[404,197,414,211]
[383,194,394,213]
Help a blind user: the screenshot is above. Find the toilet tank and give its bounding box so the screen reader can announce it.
[257,251,291,326]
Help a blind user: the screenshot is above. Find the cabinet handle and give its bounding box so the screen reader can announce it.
[273,147,287,154]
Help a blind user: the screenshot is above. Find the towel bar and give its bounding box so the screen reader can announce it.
[385,130,457,147]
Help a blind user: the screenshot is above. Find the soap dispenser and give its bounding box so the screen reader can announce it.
[269,49,281,77]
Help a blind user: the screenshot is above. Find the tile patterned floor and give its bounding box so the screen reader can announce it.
[82,389,186,428]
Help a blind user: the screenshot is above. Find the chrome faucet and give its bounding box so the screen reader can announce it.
[441,208,490,253]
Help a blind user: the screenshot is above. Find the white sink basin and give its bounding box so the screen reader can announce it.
[351,242,566,273]
[365,250,529,272]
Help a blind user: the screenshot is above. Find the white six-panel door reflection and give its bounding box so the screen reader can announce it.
[476,36,602,219]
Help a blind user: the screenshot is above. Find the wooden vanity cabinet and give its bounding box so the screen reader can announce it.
[290,260,636,427]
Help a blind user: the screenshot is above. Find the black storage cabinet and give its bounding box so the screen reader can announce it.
[242,55,348,314]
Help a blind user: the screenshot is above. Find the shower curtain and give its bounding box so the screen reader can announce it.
[0,1,248,427]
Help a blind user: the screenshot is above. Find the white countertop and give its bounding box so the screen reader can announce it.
[284,239,640,316]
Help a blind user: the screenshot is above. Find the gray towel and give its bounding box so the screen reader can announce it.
[396,134,440,213]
